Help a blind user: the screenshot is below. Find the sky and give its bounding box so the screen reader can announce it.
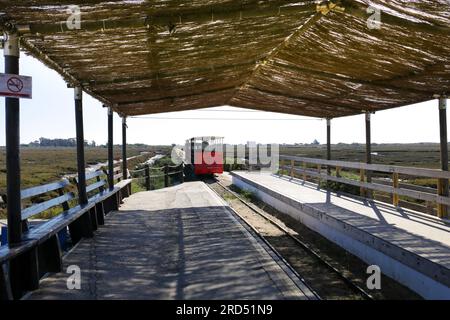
[0,53,447,146]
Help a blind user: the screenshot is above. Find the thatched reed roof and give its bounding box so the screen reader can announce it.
[0,1,449,118]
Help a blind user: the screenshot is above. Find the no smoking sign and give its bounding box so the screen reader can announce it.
[0,73,32,99]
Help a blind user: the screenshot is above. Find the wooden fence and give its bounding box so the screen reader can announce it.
[279,155,450,219]
[129,164,184,190]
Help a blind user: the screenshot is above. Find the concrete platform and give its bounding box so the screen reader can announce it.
[26,182,316,300]
[231,171,450,300]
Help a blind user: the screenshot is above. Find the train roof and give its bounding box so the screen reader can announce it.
[187,136,224,141]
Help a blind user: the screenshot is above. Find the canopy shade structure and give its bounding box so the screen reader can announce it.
[0,0,449,118]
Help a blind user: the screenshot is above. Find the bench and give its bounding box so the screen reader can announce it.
[75,170,116,229]
[0,166,133,300]
[73,167,132,219]
[103,165,133,204]
[0,178,96,300]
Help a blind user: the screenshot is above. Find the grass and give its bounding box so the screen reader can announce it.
[280,143,447,169]
[131,155,182,192]
[1,143,448,219]
[0,145,171,218]
[277,143,450,214]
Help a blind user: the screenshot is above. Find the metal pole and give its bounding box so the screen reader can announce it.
[365,111,372,183]
[122,116,127,180]
[190,138,195,165]
[438,96,448,218]
[4,31,22,244]
[107,107,114,190]
[326,118,331,172]
[75,87,88,205]
[326,118,332,188]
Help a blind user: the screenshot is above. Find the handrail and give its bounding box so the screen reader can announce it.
[129,167,146,174]
[279,155,450,219]
[129,163,184,190]
[280,155,450,180]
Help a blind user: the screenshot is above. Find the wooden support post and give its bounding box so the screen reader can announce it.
[4,31,22,245]
[74,88,93,240]
[164,165,169,188]
[438,96,449,219]
[335,165,341,189]
[75,87,88,205]
[326,118,331,187]
[280,159,284,175]
[190,138,195,166]
[9,247,39,299]
[107,107,114,190]
[303,162,307,182]
[122,117,128,180]
[0,262,13,300]
[290,160,294,178]
[326,118,331,172]
[179,164,184,183]
[336,166,341,178]
[317,164,322,186]
[145,165,151,190]
[360,168,365,197]
[393,172,399,207]
[365,111,372,198]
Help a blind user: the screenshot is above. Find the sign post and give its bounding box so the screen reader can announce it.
[0,73,32,99]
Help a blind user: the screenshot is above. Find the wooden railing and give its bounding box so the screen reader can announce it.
[279,155,450,219]
[130,164,184,190]
[0,168,133,299]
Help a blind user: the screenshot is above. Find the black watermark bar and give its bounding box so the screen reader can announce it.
[0,300,446,319]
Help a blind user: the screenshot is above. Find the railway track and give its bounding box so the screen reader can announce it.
[205,177,374,300]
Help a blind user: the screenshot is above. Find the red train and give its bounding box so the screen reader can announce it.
[185,136,224,176]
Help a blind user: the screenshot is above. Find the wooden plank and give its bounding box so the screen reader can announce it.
[86,180,106,193]
[290,160,294,178]
[373,178,437,194]
[336,166,341,178]
[20,179,70,200]
[302,162,307,181]
[437,179,446,218]
[280,155,450,180]
[392,173,400,207]
[113,173,122,181]
[21,192,75,220]
[0,262,13,300]
[85,170,106,181]
[317,164,322,185]
[287,166,450,207]
[360,168,365,197]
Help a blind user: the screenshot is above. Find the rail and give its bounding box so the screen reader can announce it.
[279,155,450,219]
[129,163,184,190]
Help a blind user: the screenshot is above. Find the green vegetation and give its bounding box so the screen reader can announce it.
[280,143,446,169]
[0,143,447,219]
[132,155,182,191]
[0,145,169,218]
[279,143,450,214]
